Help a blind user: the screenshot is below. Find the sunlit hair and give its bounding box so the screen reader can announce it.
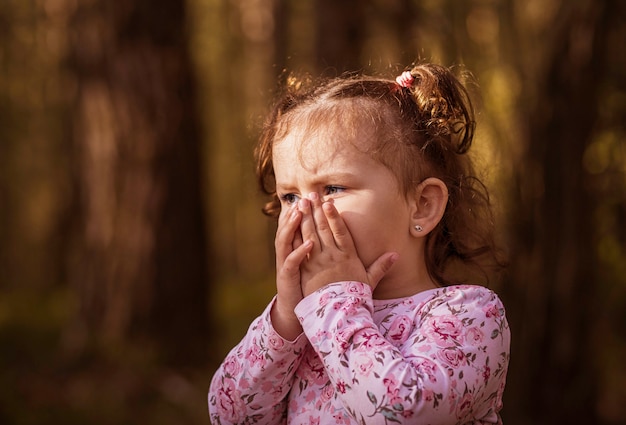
[255,63,504,286]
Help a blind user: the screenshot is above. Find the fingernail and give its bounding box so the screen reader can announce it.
[309,192,318,201]
[299,198,309,209]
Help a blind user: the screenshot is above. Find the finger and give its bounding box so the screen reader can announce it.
[292,227,303,250]
[280,240,313,280]
[275,205,301,264]
[309,192,335,248]
[298,198,321,254]
[276,238,312,310]
[366,252,399,290]
[322,201,356,252]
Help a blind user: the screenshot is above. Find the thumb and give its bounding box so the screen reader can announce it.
[366,252,399,289]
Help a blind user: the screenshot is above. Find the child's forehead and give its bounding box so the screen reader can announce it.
[274,120,373,161]
[271,123,383,184]
[275,105,378,152]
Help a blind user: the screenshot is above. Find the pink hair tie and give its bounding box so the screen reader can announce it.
[395,71,414,88]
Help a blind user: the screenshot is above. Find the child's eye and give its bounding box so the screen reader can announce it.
[325,186,345,195]
[279,193,300,205]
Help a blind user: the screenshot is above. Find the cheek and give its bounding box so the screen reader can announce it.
[332,202,364,238]
[337,202,410,262]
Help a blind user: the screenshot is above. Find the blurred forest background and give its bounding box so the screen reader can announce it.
[1,0,625,424]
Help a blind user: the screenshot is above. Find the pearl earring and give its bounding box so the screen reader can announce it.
[414,225,423,232]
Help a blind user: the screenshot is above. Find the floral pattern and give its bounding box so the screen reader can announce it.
[209,282,510,425]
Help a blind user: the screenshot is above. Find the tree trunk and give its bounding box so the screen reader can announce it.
[503,1,614,422]
[314,0,367,73]
[67,0,209,365]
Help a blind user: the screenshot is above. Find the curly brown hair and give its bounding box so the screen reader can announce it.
[255,63,505,286]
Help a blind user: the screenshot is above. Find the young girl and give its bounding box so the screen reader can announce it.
[208,63,510,424]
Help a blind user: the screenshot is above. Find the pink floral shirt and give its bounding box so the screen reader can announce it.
[209,282,510,425]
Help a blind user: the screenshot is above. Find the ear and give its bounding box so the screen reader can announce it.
[409,177,448,237]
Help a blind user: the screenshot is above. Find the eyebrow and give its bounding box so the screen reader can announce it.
[275,172,359,190]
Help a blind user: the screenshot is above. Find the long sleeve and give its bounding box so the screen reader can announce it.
[208,298,309,425]
[294,281,510,424]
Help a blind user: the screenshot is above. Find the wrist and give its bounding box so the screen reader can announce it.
[270,299,304,341]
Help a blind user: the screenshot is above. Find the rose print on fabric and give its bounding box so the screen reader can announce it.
[214,378,245,420]
[209,282,510,424]
[426,314,464,346]
[437,346,467,368]
[222,355,242,378]
[354,352,375,377]
[465,326,484,345]
[387,315,413,344]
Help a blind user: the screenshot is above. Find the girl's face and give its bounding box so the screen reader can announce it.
[272,122,421,291]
